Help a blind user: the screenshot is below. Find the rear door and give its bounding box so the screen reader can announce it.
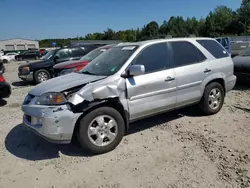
[126,42,177,121]
[168,41,208,107]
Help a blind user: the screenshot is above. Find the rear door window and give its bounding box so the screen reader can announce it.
[197,39,229,59]
[168,41,206,68]
[71,48,85,57]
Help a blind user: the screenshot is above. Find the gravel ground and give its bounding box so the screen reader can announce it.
[0,61,250,188]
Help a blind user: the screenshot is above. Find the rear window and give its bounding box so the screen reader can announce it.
[197,40,229,59]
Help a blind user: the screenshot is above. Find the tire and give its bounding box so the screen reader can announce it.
[3,59,8,64]
[34,69,51,84]
[199,82,225,115]
[78,107,125,154]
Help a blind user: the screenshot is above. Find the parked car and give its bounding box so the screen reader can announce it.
[0,74,11,99]
[53,45,115,76]
[216,37,231,56]
[233,47,250,82]
[0,52,19,63]
[15,50,41,61]
[18,46,99,84]
[21,38,236,154]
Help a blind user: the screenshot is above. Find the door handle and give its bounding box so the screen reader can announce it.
[165,76,175,82]
[203,68,211,73]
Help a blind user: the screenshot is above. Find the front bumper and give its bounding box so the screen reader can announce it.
[234,72,250,83]
[18,72,34,82]
[22,103,81,144]
[0,82,11,98]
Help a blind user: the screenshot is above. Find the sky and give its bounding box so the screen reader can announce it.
[0,0,241,40]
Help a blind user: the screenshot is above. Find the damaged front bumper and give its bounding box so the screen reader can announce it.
[22,104,81,144]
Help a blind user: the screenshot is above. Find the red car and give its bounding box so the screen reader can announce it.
[0,74,11,99]
[53,45,114,77]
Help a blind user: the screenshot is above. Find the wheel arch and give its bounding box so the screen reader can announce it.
[201,74,226,96]
[72,98,129,140]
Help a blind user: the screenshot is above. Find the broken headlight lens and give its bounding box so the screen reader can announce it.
[35,92,67,105]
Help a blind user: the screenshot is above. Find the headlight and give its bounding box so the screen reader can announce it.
[35,92,67,105]
[59,68,78,76]
[22,66,30,73]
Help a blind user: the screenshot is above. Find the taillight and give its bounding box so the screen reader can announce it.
[0,75,6,82]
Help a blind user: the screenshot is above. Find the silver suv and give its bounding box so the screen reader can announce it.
[22,38,236,154]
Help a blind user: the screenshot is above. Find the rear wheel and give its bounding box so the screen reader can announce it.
[34,69,51,84]
[78,107,125,154]
[199,82,225,115]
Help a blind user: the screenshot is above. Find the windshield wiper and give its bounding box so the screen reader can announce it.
[81,71,97,75]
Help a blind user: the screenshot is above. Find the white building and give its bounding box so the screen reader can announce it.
[0,38,39,51]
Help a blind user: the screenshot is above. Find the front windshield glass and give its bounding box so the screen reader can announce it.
[240,47,250,56]
[80,47,109,61]
[42,50,55,60]
[79,45,138,76]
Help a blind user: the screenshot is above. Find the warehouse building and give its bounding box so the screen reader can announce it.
[0,38,39,51]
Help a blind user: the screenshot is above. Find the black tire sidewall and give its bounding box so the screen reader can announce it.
[34,69,51,84]
[78,107,125,154]
[3,59,8,64]
[200,82,225,115]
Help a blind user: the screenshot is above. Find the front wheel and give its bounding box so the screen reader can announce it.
[3,59,8,64]
[34,69,51,84]
[78,107,125,154]
[199,82,225,115]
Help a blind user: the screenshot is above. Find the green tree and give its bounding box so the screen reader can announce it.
[237,0,250,34]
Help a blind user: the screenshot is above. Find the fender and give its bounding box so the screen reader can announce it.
[200,72,226,96]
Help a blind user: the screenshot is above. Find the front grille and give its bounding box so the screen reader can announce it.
[23,94,35,105]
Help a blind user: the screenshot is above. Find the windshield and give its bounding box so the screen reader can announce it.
[240,47,250,56]
[41,50,55,60]
[80,47,109,61]
[79,45,138,76]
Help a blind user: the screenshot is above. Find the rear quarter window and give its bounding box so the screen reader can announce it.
[197,40,229,59]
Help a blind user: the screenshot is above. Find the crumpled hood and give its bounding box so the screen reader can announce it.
[29,72,106,96]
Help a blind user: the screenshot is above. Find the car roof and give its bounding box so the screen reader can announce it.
[117,37,215,47]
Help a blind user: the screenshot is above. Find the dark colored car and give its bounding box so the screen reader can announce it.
[18,46,99,84]
[53,45,114,76]
[0,74,11,99]
[15,50,42,61]
[0,62,5,74]
[233,47,250,83]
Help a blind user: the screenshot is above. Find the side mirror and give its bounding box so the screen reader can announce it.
[122,64,145,78]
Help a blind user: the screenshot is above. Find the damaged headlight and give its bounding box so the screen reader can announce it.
[35,92,67,105]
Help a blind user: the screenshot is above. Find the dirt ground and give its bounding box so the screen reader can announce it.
[0,61,250,188]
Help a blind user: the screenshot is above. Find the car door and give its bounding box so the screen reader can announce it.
[126,42,177,121]
[167,41,208,107]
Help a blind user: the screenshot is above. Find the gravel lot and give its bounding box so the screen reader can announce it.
[0,61,250,188]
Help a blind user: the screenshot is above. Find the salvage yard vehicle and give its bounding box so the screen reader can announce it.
[15,50,41,61]
[53,45,114,76]
[0,52,19,63]
[18,46,98,84]
[233,47,250,83]
[0,74,11,99]
[22,38,236,154]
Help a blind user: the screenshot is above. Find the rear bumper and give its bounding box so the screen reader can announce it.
[18,72,34,82]
[0,82,11,98]
[225,75,237,92]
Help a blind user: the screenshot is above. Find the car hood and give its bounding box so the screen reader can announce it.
[29,72,106,96]
[53,59,90,69]
[19,59,53,70]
